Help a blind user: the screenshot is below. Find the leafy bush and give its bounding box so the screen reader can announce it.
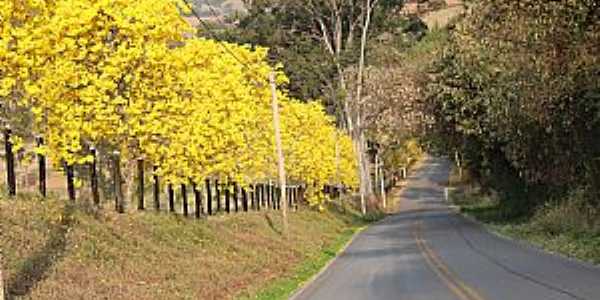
[532,189,600,236]
[427,0,600,210]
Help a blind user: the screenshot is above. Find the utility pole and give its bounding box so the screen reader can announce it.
[270,72,288,236]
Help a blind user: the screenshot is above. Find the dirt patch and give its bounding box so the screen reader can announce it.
[422,5,465,29]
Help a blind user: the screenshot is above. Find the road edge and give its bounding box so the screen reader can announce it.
[457,210,600,272]
[289,156,430,299]
[288,225,366,300]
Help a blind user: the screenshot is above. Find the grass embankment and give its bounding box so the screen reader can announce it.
[1,193,375,299]
[449,168,600,265]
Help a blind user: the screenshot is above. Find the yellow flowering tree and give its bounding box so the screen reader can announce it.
[0,0,358,210]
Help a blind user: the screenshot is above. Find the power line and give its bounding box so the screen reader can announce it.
[188,0,342,111]
[181,0,253,70]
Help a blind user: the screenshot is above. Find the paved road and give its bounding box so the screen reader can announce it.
[293,156,600,300]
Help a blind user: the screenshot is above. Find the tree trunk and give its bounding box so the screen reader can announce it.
[340,74,353,134]
[358,125,372,213]
[270,73,288,236]
[334,132,342,208]
[354,0,376,215]
[362,131,373,194]
[123,159,136,213]
[455,150,463,181]
[356,138,368,215]
[311,0,380,215]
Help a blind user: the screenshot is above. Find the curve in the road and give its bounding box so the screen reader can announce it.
[293,155,600,300]
[453,219,586,300]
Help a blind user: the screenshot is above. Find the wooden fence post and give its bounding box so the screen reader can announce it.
[266,184,271,209]
[272,184,276,209]
[250,185,255,210]
[225,183,231,214]
[270,184,275,210]
[290,186,295,211]
[275,185,279,210]
[137,159,144,210]
[90,147,100,206]
[66,163,76,202]
[262,184,266,209]
[153,166,160,211]
[261,184,266,209]
[36,136,46,198]
[256,185,260,210]
[274,185,278,210]
[294,186,299,211]
[205,179,213,216]
[4,127,15,197]
[242,187,248,212]
[215,179,221,213]
[265,183,273,209]
[168,184,175,213]
[193,182,202,219]
[276,186,281,210]
[233,182,239,212]
[181,184,188,217]
[113,151,124,213]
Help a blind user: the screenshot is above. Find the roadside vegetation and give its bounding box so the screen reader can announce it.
[427,0,600,264]
[449,168,600,265]
[10,0,581,297]
[0,192,376,299]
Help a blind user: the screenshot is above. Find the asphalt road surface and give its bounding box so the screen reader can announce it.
[293,156,600,300]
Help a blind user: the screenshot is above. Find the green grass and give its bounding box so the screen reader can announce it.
[239,203,377,300]
[461,200,600,265]
[450,168,600,265]
[244,226,361,300]
[1,194,378,299]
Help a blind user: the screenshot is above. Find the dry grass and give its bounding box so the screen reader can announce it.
[0,194,367,300]
[422,4,464,29]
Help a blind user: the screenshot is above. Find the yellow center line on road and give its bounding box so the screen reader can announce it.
[413,220,486,300]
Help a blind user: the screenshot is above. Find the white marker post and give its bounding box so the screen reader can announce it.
[380,164,386,209]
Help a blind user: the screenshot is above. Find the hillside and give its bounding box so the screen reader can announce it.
[191,0,246,18]
[1,195,370,299]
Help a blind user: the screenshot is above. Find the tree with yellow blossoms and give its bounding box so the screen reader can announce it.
[0,0,358,211]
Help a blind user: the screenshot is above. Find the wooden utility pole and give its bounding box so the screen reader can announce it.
[269,72,288,236]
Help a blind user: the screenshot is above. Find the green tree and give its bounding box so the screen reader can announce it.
[428,0,600,210]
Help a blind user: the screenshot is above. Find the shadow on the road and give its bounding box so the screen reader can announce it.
[402,187,443,201]
[337,208,460,261]
[342,244,422,260]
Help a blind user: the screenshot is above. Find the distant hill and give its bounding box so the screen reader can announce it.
[191,0,246,18]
